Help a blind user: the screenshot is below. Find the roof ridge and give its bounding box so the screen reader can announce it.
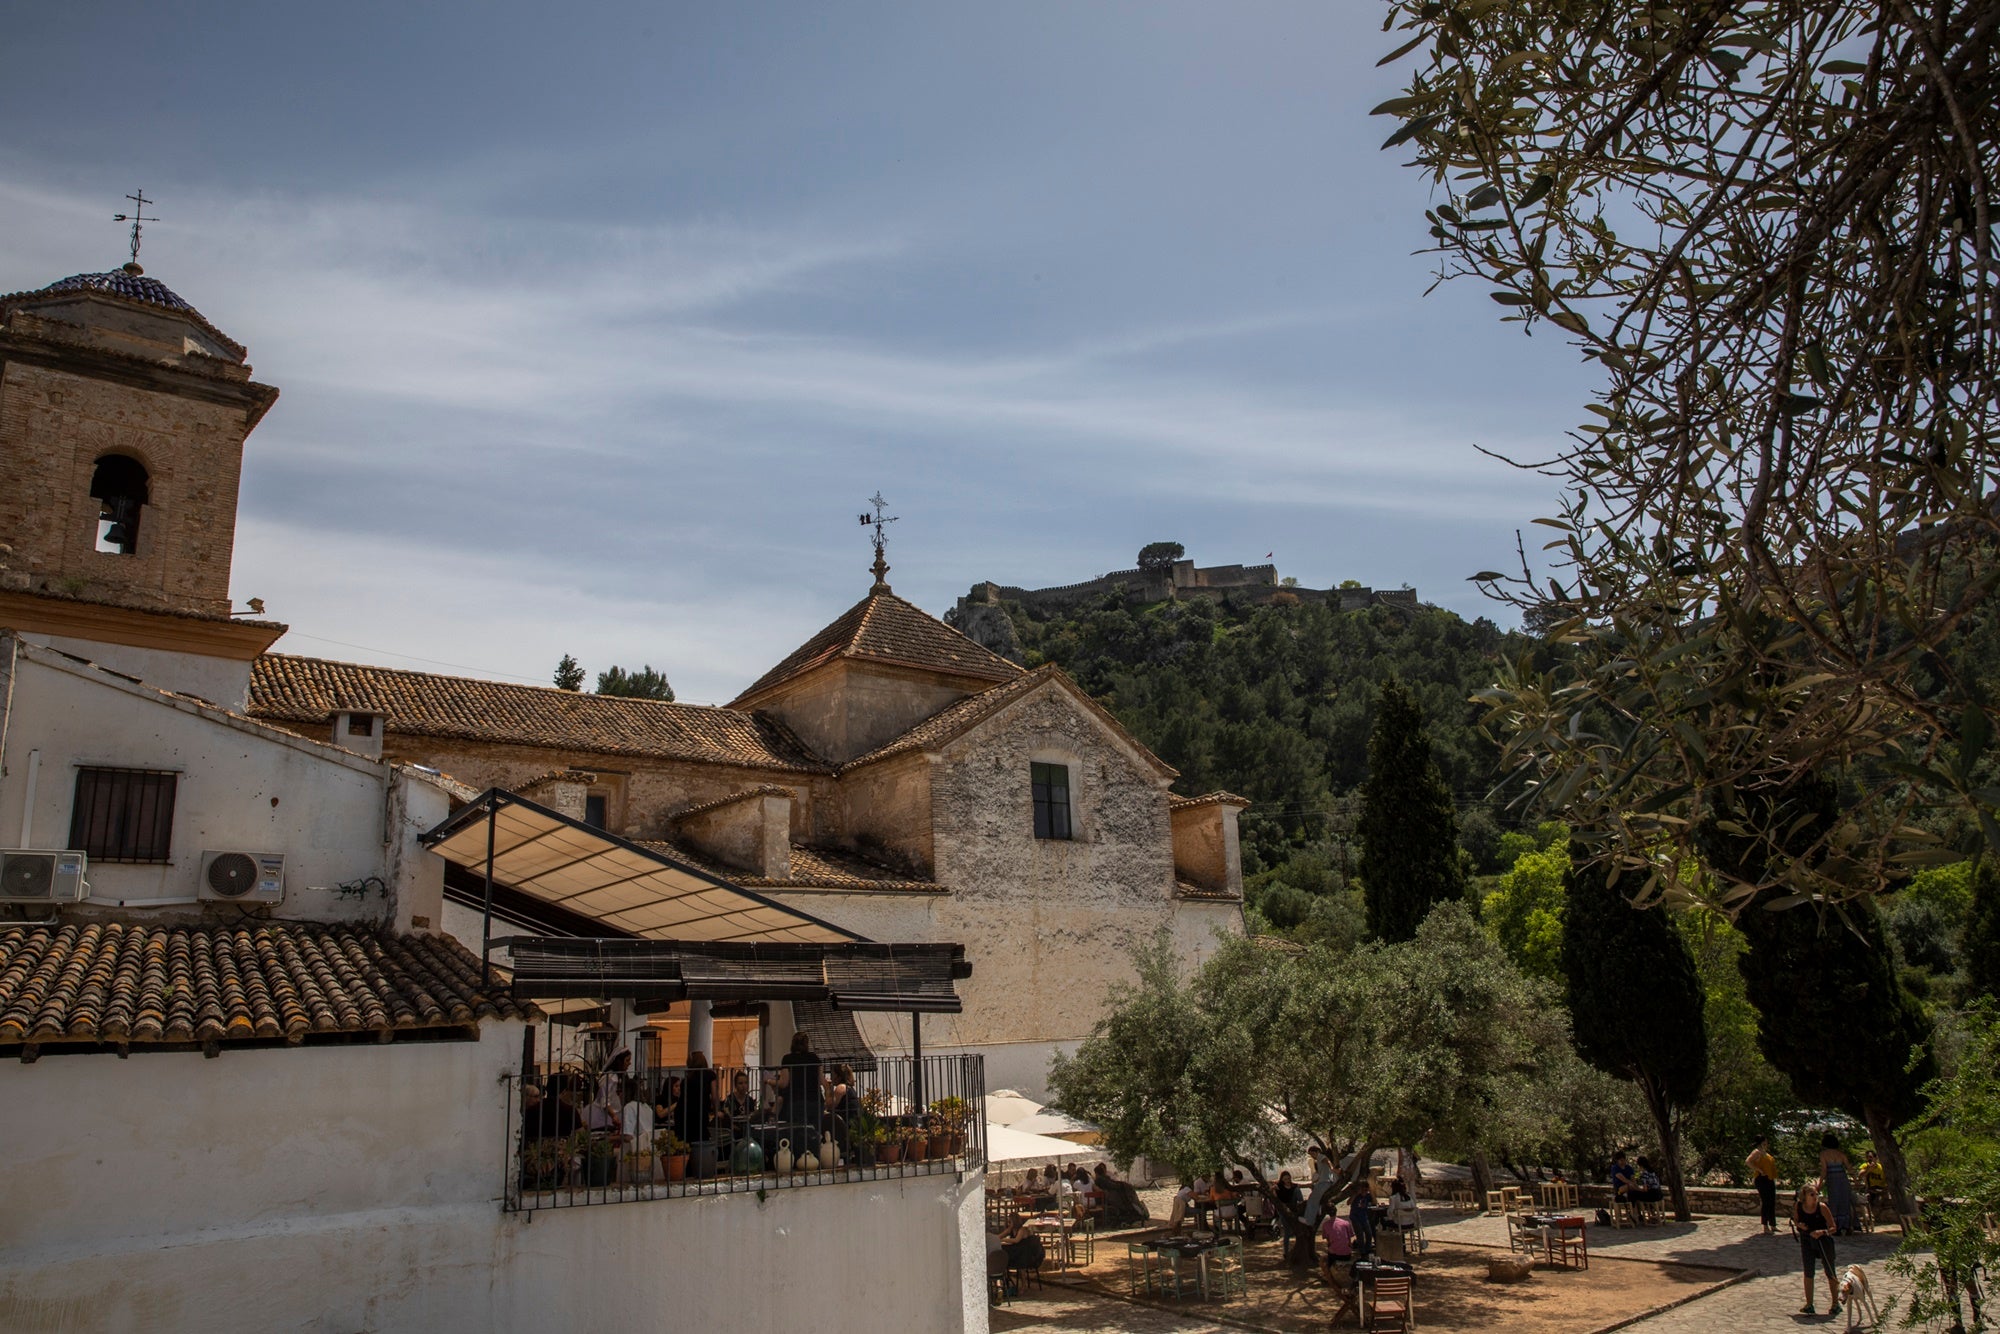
[732,588,1021,707]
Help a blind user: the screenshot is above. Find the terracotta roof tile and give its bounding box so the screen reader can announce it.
[1169,791,1252,810]
[837,664,1177,778]
[638,839,944,894]
[671,785,793,821]
[0,920,531,1048]
[251,655,828,773]
[733,590,1022,707]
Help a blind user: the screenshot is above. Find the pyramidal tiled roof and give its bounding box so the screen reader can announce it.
[733,589,1023,706]
[250,655,829,773]
[1,269,246,360]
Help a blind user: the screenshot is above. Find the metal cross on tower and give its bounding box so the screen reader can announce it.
[857,491,899,593]
[112,189,160,273]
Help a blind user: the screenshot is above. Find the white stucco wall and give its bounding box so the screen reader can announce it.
[0,638,444,931]
[22,630,254,711]
[0,1023,990,1334]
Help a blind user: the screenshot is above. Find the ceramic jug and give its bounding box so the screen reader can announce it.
[798,1149,819,1173]
[774,1138,793,1175]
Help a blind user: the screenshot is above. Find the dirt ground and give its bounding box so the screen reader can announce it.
[998,1228,1740,1334]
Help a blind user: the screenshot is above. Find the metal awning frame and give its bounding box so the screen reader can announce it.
[421,788,865,985]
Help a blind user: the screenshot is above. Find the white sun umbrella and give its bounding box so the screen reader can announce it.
[1010,1110,1102,1144]
[985,1121,1093,1164]
[984,1089,1045,1127]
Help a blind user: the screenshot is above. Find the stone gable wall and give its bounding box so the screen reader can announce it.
[924,686,1190,1045]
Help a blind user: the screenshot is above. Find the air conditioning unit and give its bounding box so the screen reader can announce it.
[198,851,285,905]
[0,850,89,904]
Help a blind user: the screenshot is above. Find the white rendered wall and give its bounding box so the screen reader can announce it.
[0,1021,989,1334]
[0,639,445,931]
[22,630,255,711]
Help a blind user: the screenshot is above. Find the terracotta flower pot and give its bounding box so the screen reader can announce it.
[880,1142,904,1165]
[666,1153,690,1182]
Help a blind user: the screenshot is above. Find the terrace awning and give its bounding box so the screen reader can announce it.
[499,936,968,1014]
[422,789,860,945]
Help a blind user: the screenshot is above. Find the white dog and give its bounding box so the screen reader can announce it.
[1838,1264,1879,1330]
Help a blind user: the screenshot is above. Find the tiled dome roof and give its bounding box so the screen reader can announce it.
[35,269,202,315]
[1,267,246,360]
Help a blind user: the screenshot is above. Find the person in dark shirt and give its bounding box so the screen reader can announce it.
[677,1051,718,1146]
[777,1032,823,1148]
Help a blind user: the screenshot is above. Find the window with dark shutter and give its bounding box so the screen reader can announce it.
[584,794,608,830]
[1031,762,1072,840]
[68,768,178,862]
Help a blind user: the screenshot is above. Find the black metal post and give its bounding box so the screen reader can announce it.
[911,1011,924,1114]
[481,802,497,988]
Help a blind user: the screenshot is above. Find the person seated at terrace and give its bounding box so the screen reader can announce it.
[720,1070,758,1124]
[1095,1163,1150,1228]
[1319,1207,1357,1284]
[654,1073,683,1132]
[1021,1168,1042,1197]
[521,1079,573,1142]
[1609,1151,1639,1204]
[1384,1178,1420,1230]
[1000,1213,1043,1272]
[618,1076,654,1147]
[1632,1156,1666,1204]
[822,1062,856,1146]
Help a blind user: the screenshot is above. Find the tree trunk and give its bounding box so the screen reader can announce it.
[1639,1075,1693,1222]
[1861,1103,1916,1218]
[1469,1150,1494,1202]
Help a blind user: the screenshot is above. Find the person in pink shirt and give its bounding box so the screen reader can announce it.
[1319,1208,1356,1284]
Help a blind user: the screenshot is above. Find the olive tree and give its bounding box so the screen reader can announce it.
[1371,0,2000,908]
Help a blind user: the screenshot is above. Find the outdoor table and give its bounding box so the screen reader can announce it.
[1148,1237,1223,1298]
[1026,1214,1071,1273]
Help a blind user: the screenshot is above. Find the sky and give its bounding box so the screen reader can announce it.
[1,2,1599,705]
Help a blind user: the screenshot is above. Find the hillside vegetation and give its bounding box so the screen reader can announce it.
[954,591,1533,879]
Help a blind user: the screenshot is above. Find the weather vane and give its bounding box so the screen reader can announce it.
[112,189,159,273]
[857,491,899,593]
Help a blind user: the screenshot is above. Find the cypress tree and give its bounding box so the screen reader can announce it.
[1562,859,1709,1221]
[1359,676,1465,941]
[1966,859,2000,1003]
[1700,774,1934,1214]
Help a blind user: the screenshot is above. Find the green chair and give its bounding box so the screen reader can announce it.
[1210,1238,1248,1298]
[1126,1240,1157,1297]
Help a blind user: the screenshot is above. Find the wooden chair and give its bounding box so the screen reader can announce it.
[1449,1186,1477,1211]
[1367,1274,1414,1331]
[1611,1199,1639,1228]
[1552,1220,1588,1270]
[1210,1237,1248,1299]
[1126,1241,1157,1298]
[1505,1214,1537,1254]
[1484,1190,1509,1215]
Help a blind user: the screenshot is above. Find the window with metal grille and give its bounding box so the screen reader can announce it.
[1031,762,1072,840]
[68,768,178,863]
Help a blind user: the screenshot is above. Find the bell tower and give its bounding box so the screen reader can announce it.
[0,265,278,618]
[0,261,284,703]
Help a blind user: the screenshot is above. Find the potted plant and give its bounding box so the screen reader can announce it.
[568,1130,617,1189]
[655,1128,691,1182]
[899,1124,931,1163]
[850,1110,886,1168]
[928,1096,970,1155]
[520,1138,562,1192]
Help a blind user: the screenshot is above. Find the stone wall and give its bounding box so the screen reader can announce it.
[0,360,254,616]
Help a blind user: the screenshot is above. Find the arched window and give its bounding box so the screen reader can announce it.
[90,454,149,555]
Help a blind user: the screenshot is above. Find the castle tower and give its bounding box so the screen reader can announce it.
[0,266,284,701]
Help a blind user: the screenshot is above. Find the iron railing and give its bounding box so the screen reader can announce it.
[501,1052,985,1211]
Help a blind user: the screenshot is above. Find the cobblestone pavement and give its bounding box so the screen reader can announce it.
[990,1204,1915,1334]
[1423,1207,1910,1333]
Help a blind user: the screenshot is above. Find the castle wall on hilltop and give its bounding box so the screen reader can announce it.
[954,558,1418,621]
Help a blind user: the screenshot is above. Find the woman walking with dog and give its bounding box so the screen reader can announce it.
[1791,1183,1841,1317]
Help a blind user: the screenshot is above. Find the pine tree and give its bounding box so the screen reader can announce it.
[1359,676,1465,941]
[1562,859,1709,1220]
[596,664,674,701]
[553,654,584,691]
